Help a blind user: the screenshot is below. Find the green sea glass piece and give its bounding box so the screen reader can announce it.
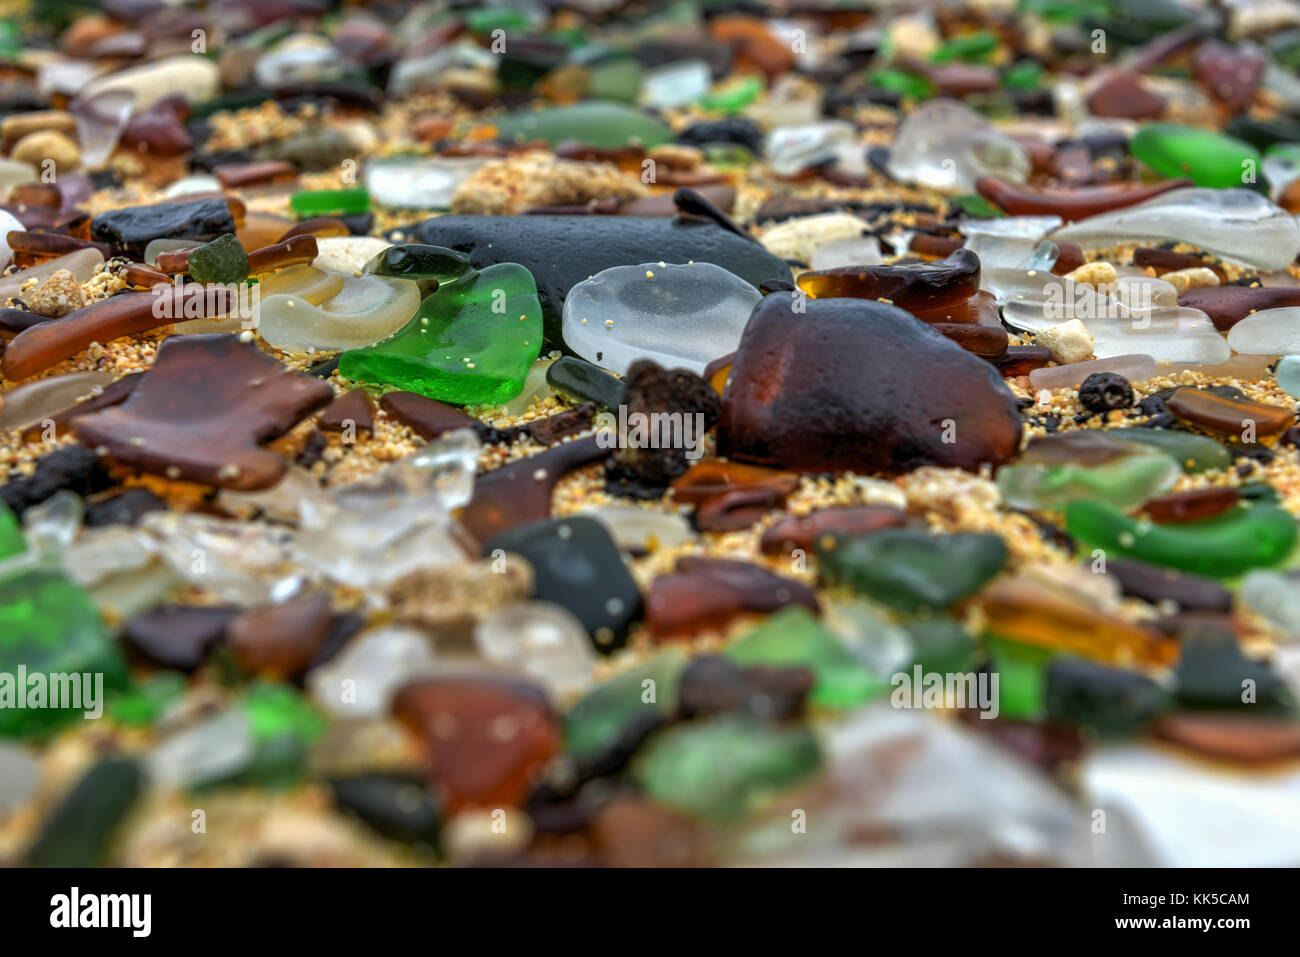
[564,649,686,764]
[817,529,1007,613]
[930,30,998,63]
[187,233,250,285]
[289,188,370,218]
[985,635,1053,720]
[493,101,673,149]
[1130,123,1261,189]
[1102,427,1231,474]
[0,559,129,738]
[699,76,764,113]
[633,714,821,820]
[0,502,24,560]
[25,756,144,867]
[1064,500,1298,578]
[996,446,1180,510]
[726,605,887,709]
[340,262,544,405]
[109,672,187,727]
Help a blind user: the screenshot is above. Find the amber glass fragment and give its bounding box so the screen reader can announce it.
[1,285,235,381]
[974,176,1192,220]
[669,460,800,506]
[1140,486,1240,523]
[1166,387,1297,438]
[797,248,980,309]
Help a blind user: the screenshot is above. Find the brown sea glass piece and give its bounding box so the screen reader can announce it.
[1,284,236,381]
[379,391,477,439]
[694,486,787,532]
[121,97,192,156]
[277,217,350,242]
[908,233,963,258]
[797,248,979,308]
[122,263,170,288]
[1149,713,1300,765]
[929,321,1008,357]
[1051,242,1085,276]
[318,388,375,434]
[72,334,333,490]
[7,231,113,266]
[1133,247,1227,282]
[8,183,61,208]
[646,556,819,640]
[993,345,1052,377]
[525,402,595,446]
[974,176,1192,221]
[668,459,799,506]
[910,291,998,325]
[392,677,560,813]
[919,63,999,98]
[760,506,908,556]
[1086,72,1165,119]
[1178,286,1300,332]
[982,576,1177,667]
[227,593,335,680]
[718,294,1022,475]
[709,16,795,80]
[459,434,605,543]
[1166,387,1297,438]
[247,234,319,275]
[589,796,713,868]
[215,161,298,190]
[1193,41,1265,113]
[1140,486,1240,523]
[20,372,141,442]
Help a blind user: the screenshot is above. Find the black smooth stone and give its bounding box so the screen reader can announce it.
[546,356,624,411]
[1175,624,1292,712]
[1044,656,1169,736]
[1106,559,1232,613]
[484,516,642,655]
[329,773,441,846]
[26,756,145,867]
[121,604,237,672]
[675,117,764,154]
[678,655,812,721]
[90,198,235,257]
[0,446,113,517]
[415,215,792,349]
[84,487,167,527]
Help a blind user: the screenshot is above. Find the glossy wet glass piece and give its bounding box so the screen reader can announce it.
[974,176,1192,220]
[718,294,1022,475]
[73,334,333,490]
[1,285,236,381]
[797,248,980,309]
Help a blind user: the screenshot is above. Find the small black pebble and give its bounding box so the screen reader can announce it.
[1077,371,1134,414]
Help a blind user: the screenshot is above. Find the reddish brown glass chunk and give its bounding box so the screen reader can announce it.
[646,556,818,639]
[1150,713,1300,765]
[759,506,908,555]
[797,248,979,309]
[718,295,1022,475]
[392,677,560,813]
[1166,387,1297,438]
[669,460,799,506]
[228,593,335,680]
[379,391,477,439]
[459,434,606,543]
[1140,486,1240,524]
[1085,72,1165,119]
[974,176,1192,221]
[318,389,375,434]
[1178,286,1300,332]
[72,334,333,490]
